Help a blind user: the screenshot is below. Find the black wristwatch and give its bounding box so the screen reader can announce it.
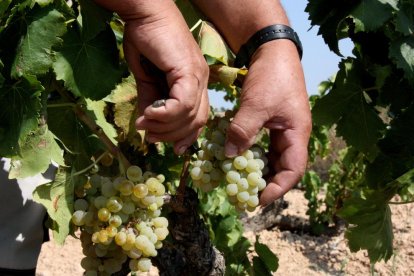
[234,24,303,68]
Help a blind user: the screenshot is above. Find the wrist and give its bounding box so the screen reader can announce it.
[235,24,302,68]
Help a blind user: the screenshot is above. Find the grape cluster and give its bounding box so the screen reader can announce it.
[190,112,268,212]
[71,165,169,275]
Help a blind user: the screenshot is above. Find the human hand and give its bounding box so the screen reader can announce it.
[114,1,210,155]
[225,40,312,206]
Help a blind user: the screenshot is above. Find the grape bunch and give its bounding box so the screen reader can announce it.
[71,165,169,275]
[190,112,268,212]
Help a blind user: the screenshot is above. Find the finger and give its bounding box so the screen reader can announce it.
[224,102,267,158]
[173,127,203,155]
[259,129,309,206]
[124,39,165,115]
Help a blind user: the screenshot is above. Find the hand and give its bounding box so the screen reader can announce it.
[117,2,210,155]
[224,40,312,206]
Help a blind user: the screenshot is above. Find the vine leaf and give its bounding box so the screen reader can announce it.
[396,2,414,36]
[0,0,11,18]
[389,36,414,84]
[0,75,43,156]
[312,59,385,155]
[105,76,143,148]
[53,24,122,100]
[78,0,112,41]
[197,21,233,65]
[85,98,117,145]
[47,101,103,170]
[254,237,279,273]
[351,0,395,32]
[338,189,393,263]
[11,6,66,77]
[9,125,64,179]
[305,0,358,55]
[33,167,78,245]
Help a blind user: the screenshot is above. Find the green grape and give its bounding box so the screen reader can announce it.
[242,150,254,160]
[236,178,249,190]
[190,166,203,180]
[226,170,241,183]
[119,179,134,196]
[94,195,107,209]
[114,231,126,246]
[153,217,169,228]
[97,208,111,222]
[201,160,213,172]
[225,184,238,196]
[97,230,109,243]
[247,195,259,207]
[106,196,123,213]
[236,191,250,203]
[101,178,117,197]
[72,210,86,226]
[106,226,118,238]
[137,258,152,272]
[233,156,248,170]
[121,201,135,215]
[246,159,260,173]
[126,165,143,182]
[74,198,89,211]
[133,183,148,198]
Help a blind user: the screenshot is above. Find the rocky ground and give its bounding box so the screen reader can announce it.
[36,189,414,275]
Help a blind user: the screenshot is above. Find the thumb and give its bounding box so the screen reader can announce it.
[224,106,265,158]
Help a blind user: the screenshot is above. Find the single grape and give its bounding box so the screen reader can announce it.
[233,156,248,170]
[126,165,143,182]
[190,166,203,180]
[97,208,111,222]
[225,183,238,196]
[74,198,89,211]
[133,183,148,198]
[72,210,86,226]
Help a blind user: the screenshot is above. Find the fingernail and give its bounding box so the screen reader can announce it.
[177,145,187,156]
[225,142,238,158]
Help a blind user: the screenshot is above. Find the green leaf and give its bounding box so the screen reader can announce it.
[252,256,272,276]
[78,0,112,40]
[305,0,358,55]
[337,189,394,263]
[47,100,103,170]
[0,0,12,17]
[396,2,414,36]
[11,6,66,77]
[335,94,385,156]
[34,0,54,7]
[0,75,42,156]
[9,125,64,179]
[33,167,77,245]
[197,21,233,65]
[85,98,117,145]
[53,25,123,100]
[175,0,204,30]
[254,237,279,272]
[389,36,414,84]
[351,0,395,32]
[312,59,385,154]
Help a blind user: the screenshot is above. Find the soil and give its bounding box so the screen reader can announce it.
[36,189,414,276]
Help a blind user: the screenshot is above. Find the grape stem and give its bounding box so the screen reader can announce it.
[72,151,108,177]
[175,149,192,210]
